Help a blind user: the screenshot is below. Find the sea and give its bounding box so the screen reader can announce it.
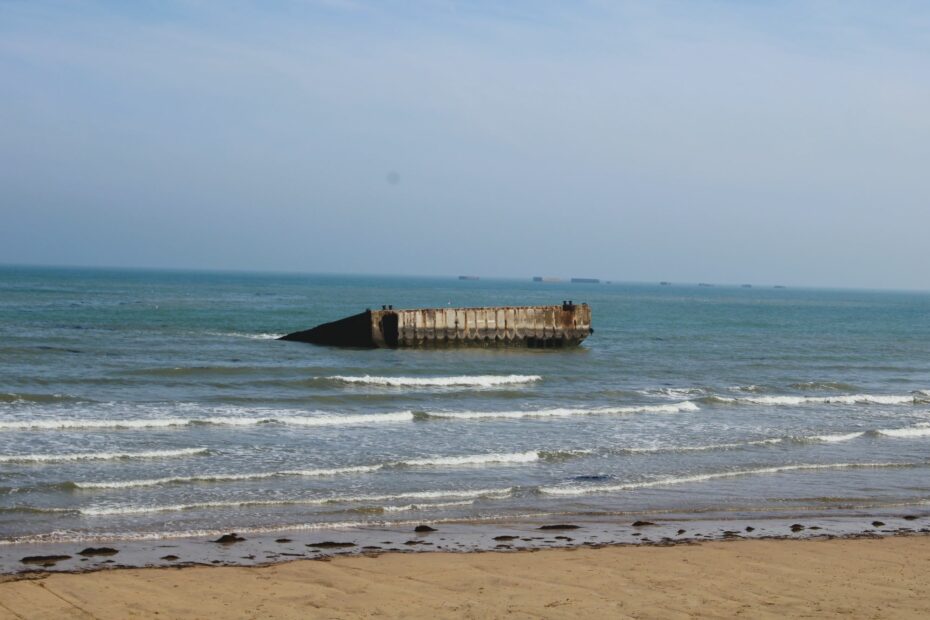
[2,265,929,547]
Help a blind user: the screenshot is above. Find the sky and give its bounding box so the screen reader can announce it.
[2,1,929,289]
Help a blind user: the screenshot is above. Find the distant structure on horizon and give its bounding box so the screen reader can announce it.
[698,283,713,287]
[533,276,562,283]
[571,277,600,284]
[741,284,752,288]
[458,275,480,281]
[660,281,671,286]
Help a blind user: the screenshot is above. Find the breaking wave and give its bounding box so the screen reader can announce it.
[72,452,541,489]
[0,447,208,463]
[0,412,415,431]
[74,466,383,489]
[400,451,539,467]
[623,438,784,454]
[876,423,930,438]
[788,382,862,392]
[417,401,699,420]
[703,394,924,406]
[808,432,866,443]
[0,393,80,405]
[80,487,514,516]
[207,332,284,340]
[381,500,476,513]
[640,387,709,399]
[540,462,922,496]
[327,374,542,387]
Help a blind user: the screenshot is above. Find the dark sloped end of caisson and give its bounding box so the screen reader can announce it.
[279,311,375,348]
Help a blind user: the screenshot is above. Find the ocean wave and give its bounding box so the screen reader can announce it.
[326,375,542,387]
[876,423,930,438]
[788,381,861,392]
[381,500,475,512]
[72,452,540,490]
[808,432,866,443]
[418,401,699,421]
[703,394,923,406]
[0,506,76,515]
[640,387,709,398]
[0,447,208,463]
[0,402,701,431]
[207,331,284,340]
[609,432,870,454]
[1,512,535,545]
[198,413,415,427]
[538,449,595,460]
[0,392,80,405]
[80,487,514,516]
[401,451,539,467]
[0,412,415,431]
[539,462,920,497]
[74,466,383,489]
[730,385,775,393]
[623,438,784,454]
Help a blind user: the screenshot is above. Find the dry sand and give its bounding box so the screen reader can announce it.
[2,536,928,619]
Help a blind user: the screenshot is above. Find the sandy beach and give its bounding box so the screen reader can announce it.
[2,535,928,619]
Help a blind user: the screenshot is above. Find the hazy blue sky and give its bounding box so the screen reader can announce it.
[2,1,929,288]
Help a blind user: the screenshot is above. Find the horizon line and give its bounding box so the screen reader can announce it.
[1,261,928,295]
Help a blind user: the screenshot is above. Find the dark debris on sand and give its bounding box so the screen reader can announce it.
[21,555,71,566]
[213,534,246,544]
[78,547,119,557]
[538,524,580,530]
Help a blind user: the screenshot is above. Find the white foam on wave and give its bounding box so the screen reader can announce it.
[877,423,930,438]
[540,462,917,496]
[202,412,416,427]
[0,447,208,463]
[625,438,783,454]
[810,432,866,443]
[0,411,414,431]
[72,452,540,489]
[382,500,475,512]
[402,451,539,467]
[0,418,186,431]
[639,387,709,399]
[2,512,535,545]
[74,465,384,490]
[327,374,541,387]
[424,401,699,421]
[80,487,514,516]
[711,394,918,406]
[208,331,284,340]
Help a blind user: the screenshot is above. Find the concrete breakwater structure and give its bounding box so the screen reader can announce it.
[280,302,593,348]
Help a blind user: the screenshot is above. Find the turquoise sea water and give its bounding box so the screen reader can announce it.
[1,266,929,544]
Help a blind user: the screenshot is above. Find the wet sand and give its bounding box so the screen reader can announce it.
[2,535,929,619]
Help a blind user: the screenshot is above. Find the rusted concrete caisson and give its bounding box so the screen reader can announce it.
[279,302,593,348]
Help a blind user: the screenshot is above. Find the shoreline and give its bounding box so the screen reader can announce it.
[3,508,928,577]
[2,535,929,618]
